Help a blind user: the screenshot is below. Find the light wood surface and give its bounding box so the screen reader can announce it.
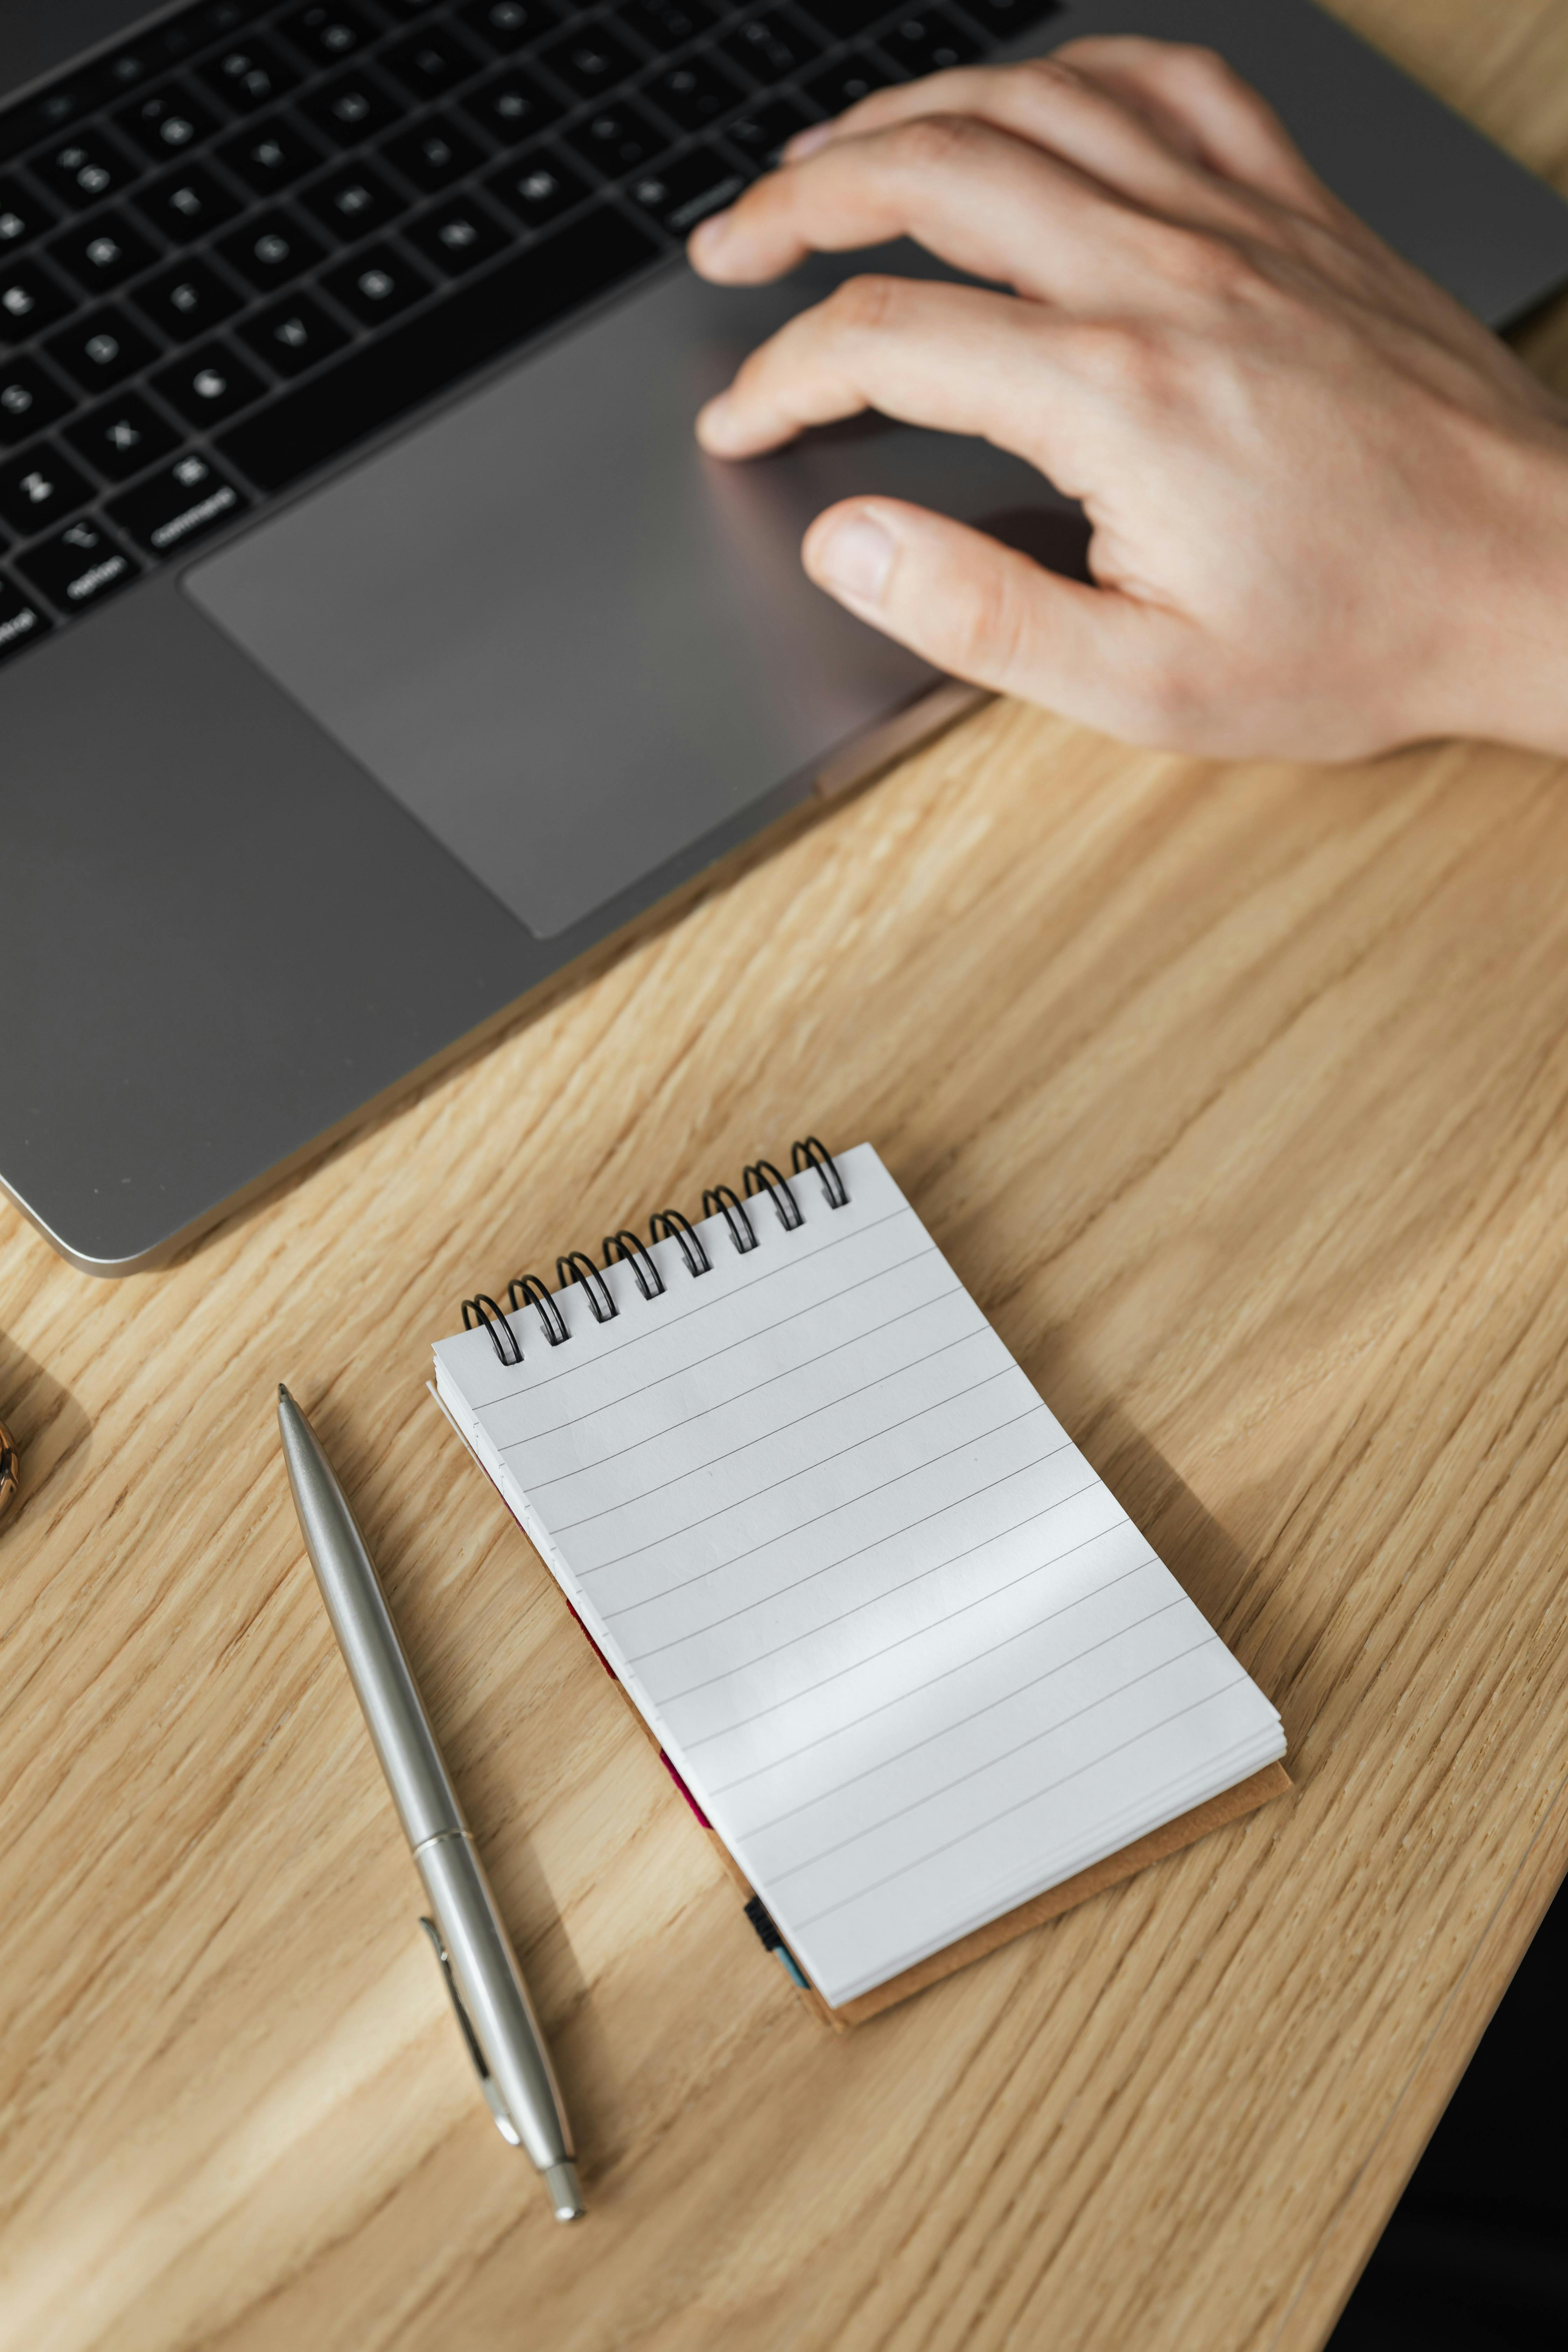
[5,6,1568,2345]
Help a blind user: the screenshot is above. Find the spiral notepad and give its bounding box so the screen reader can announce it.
[431,1141,1288,2019]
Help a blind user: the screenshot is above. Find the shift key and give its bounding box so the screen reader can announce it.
[108,451,250,555]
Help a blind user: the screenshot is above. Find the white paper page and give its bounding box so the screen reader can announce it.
[434,1146,1284,2007]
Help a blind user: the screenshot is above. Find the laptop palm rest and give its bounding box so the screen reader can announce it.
[184,249,1069,940]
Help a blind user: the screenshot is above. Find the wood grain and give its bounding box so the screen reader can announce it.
[4,7,1568,2345]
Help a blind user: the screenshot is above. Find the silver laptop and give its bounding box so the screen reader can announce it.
[3,0,1566,1273]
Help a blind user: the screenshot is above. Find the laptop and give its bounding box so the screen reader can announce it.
[3,0,1566,1275]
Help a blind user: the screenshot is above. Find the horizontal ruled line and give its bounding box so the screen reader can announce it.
[587,1388,1043,1583]
[688,1488,1120,1764]
[710,1543,1142,1778]
[623,1439,1079,1665]
[549,1328,995,1534]
[790,1676,1250,1925]
[653,1506,1138,1706]
[521,1280,967,1491]
[732,1594,1184,1835]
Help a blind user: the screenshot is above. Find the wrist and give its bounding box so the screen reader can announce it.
[1406,414,1568,757]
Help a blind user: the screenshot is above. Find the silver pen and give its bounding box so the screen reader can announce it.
[277,1385,583,2222]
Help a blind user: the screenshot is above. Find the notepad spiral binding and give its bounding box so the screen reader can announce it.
[461,1137,849,1366]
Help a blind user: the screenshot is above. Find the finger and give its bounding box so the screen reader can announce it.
[694,274,1076,475]
[690,109,1124,300]
[688,112,1212,309]
[776,55,1268,232]
[782,43,1335,227]
[1050,37,1339,219]
[800,495,1192,744]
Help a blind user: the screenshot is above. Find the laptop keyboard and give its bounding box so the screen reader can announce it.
[0,0,1065,670]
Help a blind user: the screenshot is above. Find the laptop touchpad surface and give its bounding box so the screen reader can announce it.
[184,258,1063,939]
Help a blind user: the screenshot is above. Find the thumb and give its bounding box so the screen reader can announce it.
[802,497,1192,746]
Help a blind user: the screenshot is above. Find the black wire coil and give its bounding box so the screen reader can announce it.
[461,1136,846,1365]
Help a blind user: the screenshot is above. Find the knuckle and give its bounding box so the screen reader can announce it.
[883,111,984,175]
[821,272,903,335]
[945,553,1036,680]
[1143,218,1255,298]
[1122,646,1211,742]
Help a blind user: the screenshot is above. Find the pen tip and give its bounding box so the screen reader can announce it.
[544,2160,585,2221]
[278,1383,291,1403]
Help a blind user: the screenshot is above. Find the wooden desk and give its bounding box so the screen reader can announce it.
[5,6,1568,2343]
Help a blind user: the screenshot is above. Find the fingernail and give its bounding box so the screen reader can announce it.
[688,208,732,261]
[783,122,833,162]
[812,513,896,606]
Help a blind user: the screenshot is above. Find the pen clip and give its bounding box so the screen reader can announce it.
[419,1914,523,2147]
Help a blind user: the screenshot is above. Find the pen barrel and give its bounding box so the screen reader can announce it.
[415,1829,574,2173]
[278,1394,466,1847]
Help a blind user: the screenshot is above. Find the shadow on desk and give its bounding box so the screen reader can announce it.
[0,1330,92,1530]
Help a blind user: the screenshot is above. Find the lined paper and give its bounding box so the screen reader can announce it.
[434,1146,1284,2007]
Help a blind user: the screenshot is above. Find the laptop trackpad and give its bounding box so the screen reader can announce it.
[185,257,1069,939]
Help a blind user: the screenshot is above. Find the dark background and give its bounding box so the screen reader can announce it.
[1328,1879,1567,2351]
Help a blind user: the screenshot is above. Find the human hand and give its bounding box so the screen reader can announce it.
[688,40,1568,761]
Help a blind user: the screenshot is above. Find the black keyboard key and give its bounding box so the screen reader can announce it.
[566,99,668,175]
[958,0,1064,35]
[724,92,814,161]
[459,0,563,54]
[48,216,159,295]
[0,175,58,253]
[615,0,718,54]
[44,305,161,393]
[0,355,72,447]
[65,390,183,481]
[538,24,643,100]
[153,340,269,425]
[34,131,142,211]
[382,27,485,100]
[0,573,52,667]
[108,450,250,554]
[721,10,827,84]
[404,192,513,276]
[803,51,897,114]
[0,443,94,534]
[881,8,982,71]
[799,0,897,33]
[136,161,243,242]
[302,68,405,149]
[629,140,747,232]
[200,38,302,114]
[460,69,564,148]
[383,115,487,191]
[217,208,329,292]
[483,145,591,229]
[0,257,74,337]
[221,203,657,491]
[320,241,433,322]
[239,290,351,374]
[217,114,328,194]
[300,160,407,239]
[277,5,381,67]
[133,258,246,341]
[18,516,140,612]
[114,80,222,163]
[646,54,746,132]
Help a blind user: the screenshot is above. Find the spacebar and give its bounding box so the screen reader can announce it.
[217,207,661,495]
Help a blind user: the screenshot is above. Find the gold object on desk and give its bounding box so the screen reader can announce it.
[1,9,1567,2346]
[0,1421,18,1524]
